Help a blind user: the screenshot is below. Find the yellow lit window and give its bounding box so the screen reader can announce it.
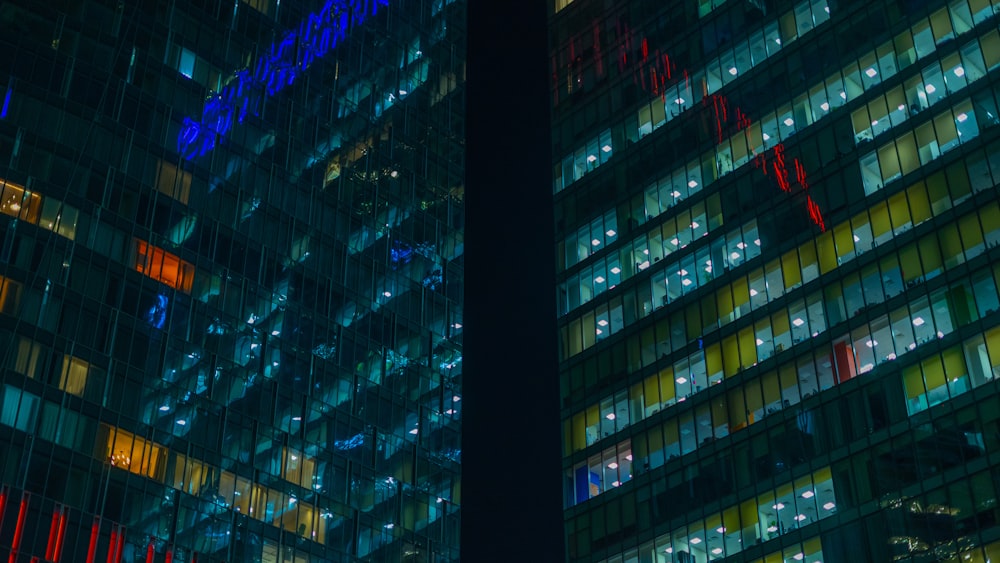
[241,0,272,14]
[40,199,79,240]
[59,355,89,396]
[98,424,166,480]
[284,447,317,488]
[156,160,191,204]
[12,336,42,378]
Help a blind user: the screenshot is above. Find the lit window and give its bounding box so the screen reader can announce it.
[11,336,42,378]
[240,0,272,13]
[40,199,79,240]
[99,423,166,480]
[178,48,196,79]
[59,356,90,397]
[0,384,39,432]
[555,0,574,12]
[156,160,192,204]
[0,179,41,222]
[0,276,22,314]
[134,239,195,292]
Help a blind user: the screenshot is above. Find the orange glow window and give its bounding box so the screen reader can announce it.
[134,239,194,293]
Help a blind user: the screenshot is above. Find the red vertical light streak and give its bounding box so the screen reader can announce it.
[85,517,100,563]
[9,492,29,563]
[53,508,68,563]
[113,527,125,563]
[626,31,827,231]
[145,540,155,563]
[106,528,118,563]
[0,487,7,536]
[45,508,61,560]
[165,547,173,563]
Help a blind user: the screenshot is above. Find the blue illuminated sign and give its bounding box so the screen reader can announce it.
[178,0,389,159]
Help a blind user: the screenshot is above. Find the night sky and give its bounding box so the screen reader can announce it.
[463,0,566,559]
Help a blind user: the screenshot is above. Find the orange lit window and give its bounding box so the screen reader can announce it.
[134,239,194,292]
[0,179,42,223]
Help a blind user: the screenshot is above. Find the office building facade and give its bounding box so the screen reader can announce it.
[550,0,1000,560]
[0,0,464,561]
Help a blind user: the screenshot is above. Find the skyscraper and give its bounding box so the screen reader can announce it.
[550,0,1000,560]
[0,0,464,561]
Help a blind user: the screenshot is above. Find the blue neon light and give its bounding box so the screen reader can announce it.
[147,294,169,330]
[0,87,10,119]
[178,0,389,159]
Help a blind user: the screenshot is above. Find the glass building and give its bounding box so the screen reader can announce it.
[550,0,1000,560]
[0,0,463,561]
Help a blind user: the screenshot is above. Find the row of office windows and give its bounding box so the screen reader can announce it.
[0,243,457,447]
[4,301,458,458]
[0,387,454,548]
[608,537,825,563]
[571,467,835,562]
[558,166,728,276]
[559,141,1000,363]
[851,31,1000,144]
[860,92,997,196]
[563,174,1000,451]
[558,196,733,317]
[0,178,79,240]
[0,203,448,389]
[570,0,986,202]
[569,386,1000,561]
[554,0,998,236]
[556,8,999,281]
[587,468,1000,563]
[629,0,830,142]
[564,256,1000,507]
[552,0,831,193]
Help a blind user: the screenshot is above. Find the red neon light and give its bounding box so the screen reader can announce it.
[146,540,155,563]
[114,527,125,563]
[165,547,173,563]
[46,508,61,560]
[0,488,7,533]
[623,32,826,231]
[9,493,29,563]
[54,508,68,563]
[106,528,118,563]
[86,517,100,563]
